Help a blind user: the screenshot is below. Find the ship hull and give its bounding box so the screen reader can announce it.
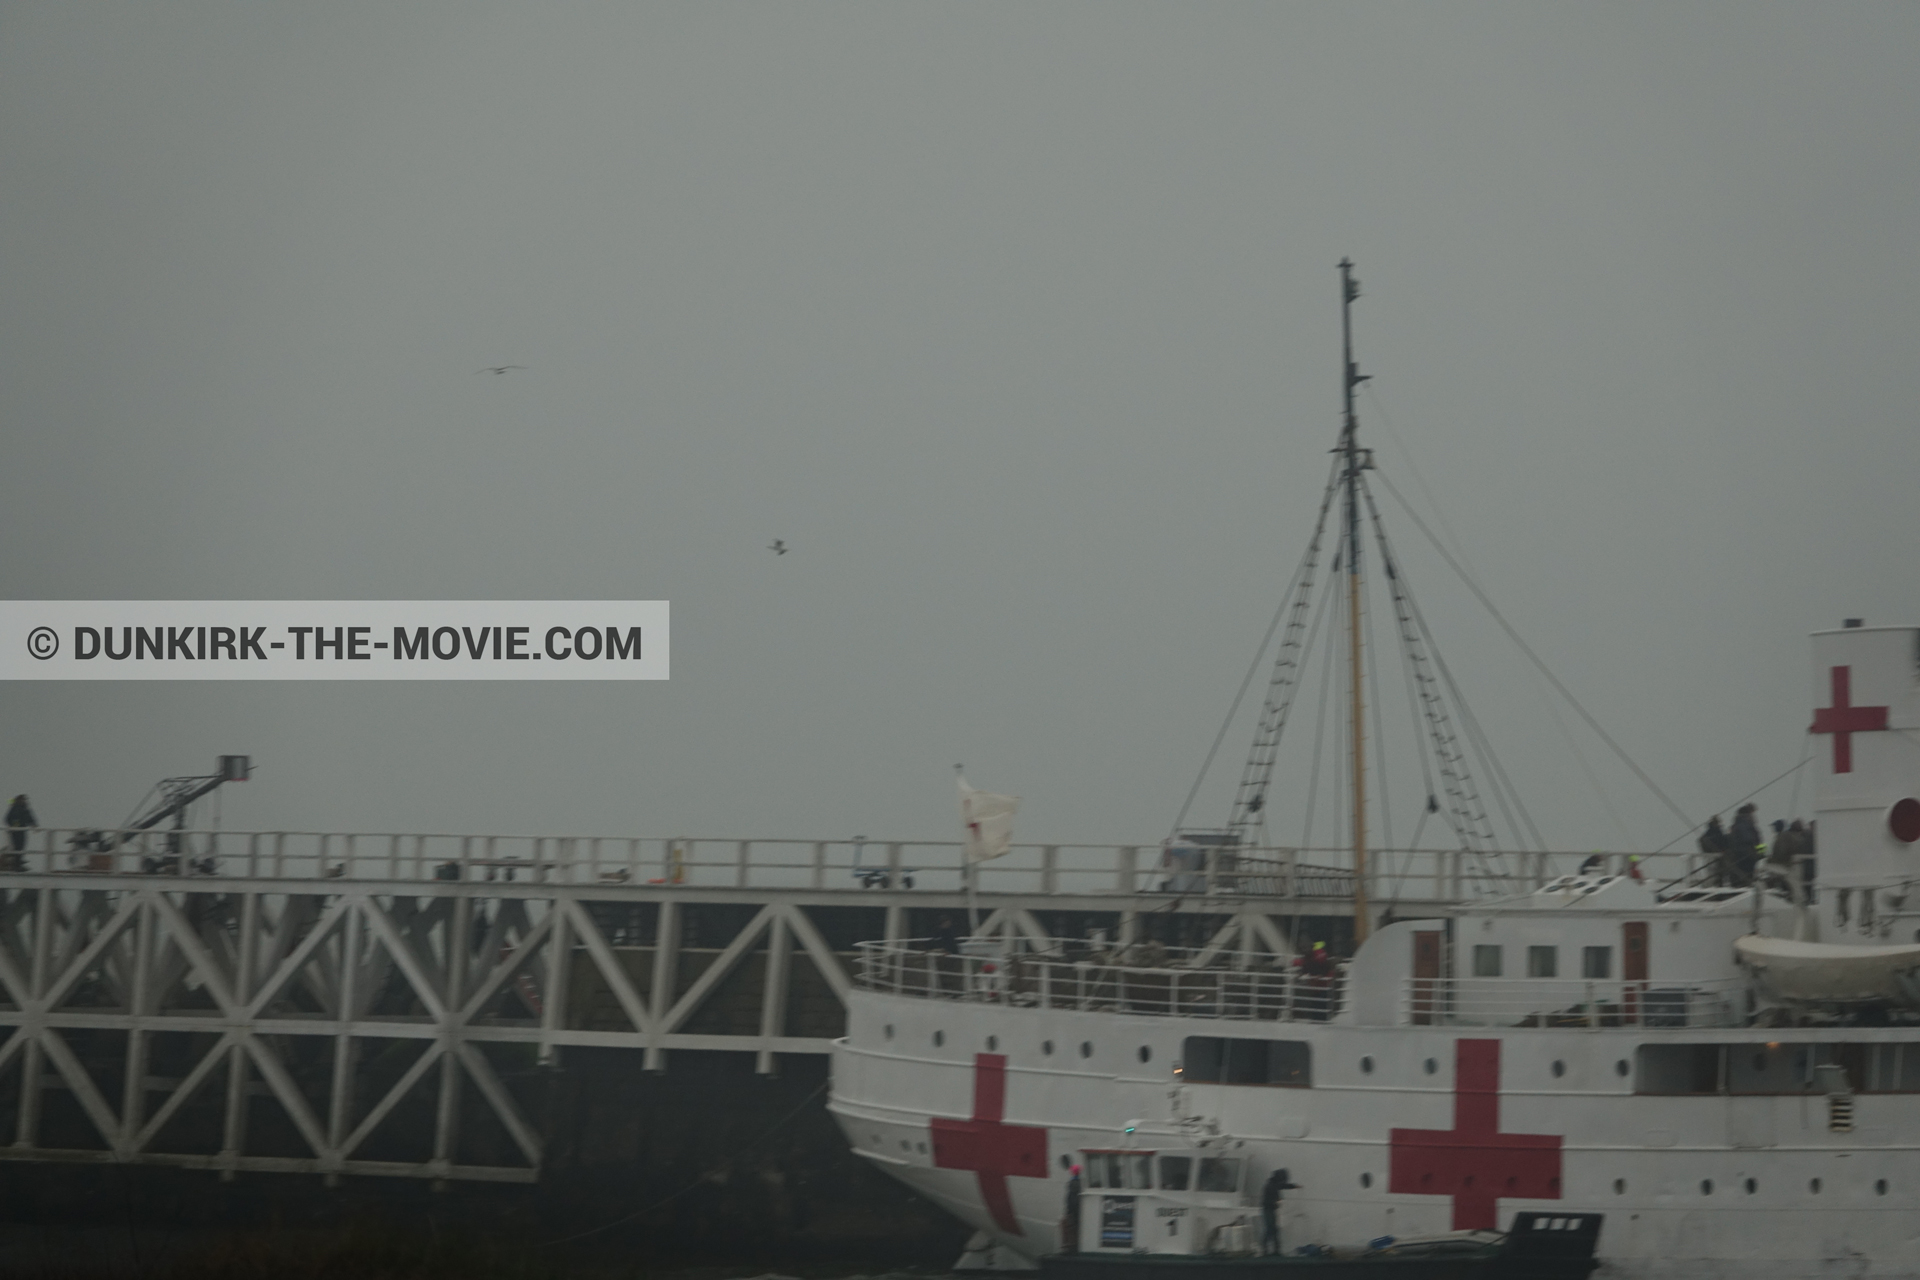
[830,989,1920,1279]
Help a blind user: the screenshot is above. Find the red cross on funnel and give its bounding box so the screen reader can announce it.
[1389,1039,1562,1230]
[931,1053,1048,1234]
[1811,665,1889,774]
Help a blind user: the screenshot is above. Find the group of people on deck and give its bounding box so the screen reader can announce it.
[1699,803,1815,898]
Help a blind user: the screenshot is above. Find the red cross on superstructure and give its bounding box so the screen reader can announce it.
[1811,665,1888,774]
[1388,1039,1562,1231]
[930,1053,1048,1235]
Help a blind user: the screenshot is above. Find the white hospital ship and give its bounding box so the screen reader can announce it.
[828,266,1920,1278]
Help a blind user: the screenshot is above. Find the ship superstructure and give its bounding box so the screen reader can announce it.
[827,266,1920,1277]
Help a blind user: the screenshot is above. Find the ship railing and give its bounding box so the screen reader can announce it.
[1402,976,1750,1029]
[851,937,1346,1022]
[7,828,1698,897]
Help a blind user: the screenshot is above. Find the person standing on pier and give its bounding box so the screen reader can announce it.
[5,795,35,854]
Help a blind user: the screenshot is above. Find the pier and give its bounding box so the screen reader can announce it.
[0,830,1681,1185]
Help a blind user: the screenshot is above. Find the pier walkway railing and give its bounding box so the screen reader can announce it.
[13,828,1693,903]
[0,832,1700,1188]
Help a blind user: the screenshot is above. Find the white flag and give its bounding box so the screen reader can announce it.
[958,773,1020,865]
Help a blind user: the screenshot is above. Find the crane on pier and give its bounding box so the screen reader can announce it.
[67,755,252,873]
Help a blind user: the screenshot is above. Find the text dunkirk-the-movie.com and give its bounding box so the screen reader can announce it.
[0,602,668,680]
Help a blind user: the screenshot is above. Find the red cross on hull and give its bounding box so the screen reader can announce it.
[1811,665,1889,774]
[1389,1039,1562,1231]
[930,1053,1048,1235]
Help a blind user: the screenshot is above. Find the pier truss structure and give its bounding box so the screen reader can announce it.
[0,830,1689,1186]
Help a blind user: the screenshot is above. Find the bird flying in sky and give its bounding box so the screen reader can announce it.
[478,366,527,375]
[769,540,787,555]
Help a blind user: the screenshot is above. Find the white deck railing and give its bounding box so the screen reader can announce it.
[1,828,1697,898]
[849,940,1753,1029]
[852,937,1345,1022]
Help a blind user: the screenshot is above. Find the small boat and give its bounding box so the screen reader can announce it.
[1039,1143,1599,1280]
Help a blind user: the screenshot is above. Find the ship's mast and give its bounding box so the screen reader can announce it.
[1340,259,1370,944]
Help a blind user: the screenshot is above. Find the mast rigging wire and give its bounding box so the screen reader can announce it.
[1168,454,1344,841]
[1300,578,1343,852]
[1373,470,1695,833]
[1357,474,1524,862]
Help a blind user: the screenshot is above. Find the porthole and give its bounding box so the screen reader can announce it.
[901,1140,911,1151]
[986,1035,998,1052]
[1551,1061,1566,1078]
[1701,1180,1713,1196]
[884,1024,895,1040]
[1612,1179,1626,1195]
[1423,1058,1437,1075]
[1042,1040,1054,1056]
[1138,1045,1152,1064]
[933,1030,945,1048]
[918,1142,928,1154]
[1360,1056,1374,1074]
[1744,1178,1756,1195]
[1876,1180,1889,1196]
[1060,1155,1072,1171]
[1080,1041,1093,1059]
[1809,1178,1822,1194]
[1360,1172,1372,1189]
[1615,1060,1630,1077]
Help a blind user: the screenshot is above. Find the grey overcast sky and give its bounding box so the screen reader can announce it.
[2,3,1917,851]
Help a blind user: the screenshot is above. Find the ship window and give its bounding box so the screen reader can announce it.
[1128,1155,1152,1190]
[1360,1056,1374,1074]
[1581,946,1612,979]
[1701,1180,1713,1195]
[1744,1178,1756,1195]
[1472,945,1503,977]
[1159,1156,1192,1191]
[1138,1045,1151,1064]
[1809,1178,1821,1194]
[1080,1041,1093,1059]
[1729,1043,1809,1094]
[1612,1179,1625,1195]
[1104,1154,1124,1188]
[1551,1060,1566,1078]
[1179,1037,1311,1087]
[884,1024,894,1039]
[1860,1043,1920,1092]
[1636,1045,1721,1095]
[986,1036,997,1051]
[1043,1040,1054,1056]
[1196,1157,1241,1193]
[1086,1158,1105,1189]
[1359,1172,1372,1189]
[1876,1179,1888,1196]
[933,1031,945,1048]
[1527,946,1558,978]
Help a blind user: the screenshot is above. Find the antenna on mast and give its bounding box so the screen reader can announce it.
[1340,258,1372,944]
